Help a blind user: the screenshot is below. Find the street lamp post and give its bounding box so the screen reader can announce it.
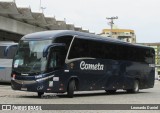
[106,16,118,38]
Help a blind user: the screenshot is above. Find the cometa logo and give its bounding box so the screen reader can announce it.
[80,61,104,70]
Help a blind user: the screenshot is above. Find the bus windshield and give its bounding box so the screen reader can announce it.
[13,40,52,73]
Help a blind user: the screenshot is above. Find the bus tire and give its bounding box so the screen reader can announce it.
[127,80,139,93]
[37,92,44,98]
[67,80,75,98]
[105,90,116,94]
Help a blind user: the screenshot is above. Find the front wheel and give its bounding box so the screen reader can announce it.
[105,90,116,94]
[37,92,44,98]
[127,80,139,93]
[67,80,75,98]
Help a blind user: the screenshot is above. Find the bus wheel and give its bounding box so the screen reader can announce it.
[105,90,116,94]
[37,92,44,98]
[67,80,75,98]
[127,80,139,93]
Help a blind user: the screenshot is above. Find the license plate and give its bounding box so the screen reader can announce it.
[21,88,27,91]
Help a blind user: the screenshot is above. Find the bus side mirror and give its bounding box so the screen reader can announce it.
[43,43,65,57]
[4,44,18,57]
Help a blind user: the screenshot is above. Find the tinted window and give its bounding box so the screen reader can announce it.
[47,47,66,71]
[68,38,90,59]
[69,38,107,59]
[68,37,154,63]
[0,46,17,59]
[54,36,73,51]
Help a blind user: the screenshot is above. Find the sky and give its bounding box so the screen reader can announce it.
[2,0,160,43]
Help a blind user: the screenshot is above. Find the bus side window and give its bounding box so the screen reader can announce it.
[48,47,65,71]
[0,46,5,58]
[49,52,57,69]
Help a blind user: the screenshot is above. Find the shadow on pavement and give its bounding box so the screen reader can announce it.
[17,90,150,99]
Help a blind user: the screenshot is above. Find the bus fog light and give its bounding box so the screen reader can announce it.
[59,88,64,91]
[47,88,51,91]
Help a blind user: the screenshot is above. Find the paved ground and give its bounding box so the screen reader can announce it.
[0,80,160,113]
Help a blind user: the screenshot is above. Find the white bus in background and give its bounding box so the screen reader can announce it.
[0,41,17,83]
[155,66,160,81]
[158,74,160,81]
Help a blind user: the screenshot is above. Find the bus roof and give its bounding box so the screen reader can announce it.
[0,41,17,46]
[21,30,152,49]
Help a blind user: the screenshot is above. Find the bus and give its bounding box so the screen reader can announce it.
[7,30,155,97]
[0,42,17,83]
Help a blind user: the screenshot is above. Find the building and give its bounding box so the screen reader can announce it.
[0,1,89,42]
[100,29,136,43]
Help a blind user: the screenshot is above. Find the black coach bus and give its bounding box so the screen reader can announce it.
[7,30,155,98]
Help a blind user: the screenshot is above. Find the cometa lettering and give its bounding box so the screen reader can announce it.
[80,61,104,70]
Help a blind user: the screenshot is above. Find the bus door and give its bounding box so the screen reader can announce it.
[47,46,66,72]
[46,45,67,91]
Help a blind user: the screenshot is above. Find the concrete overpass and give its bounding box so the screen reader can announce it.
[0,1,89,42]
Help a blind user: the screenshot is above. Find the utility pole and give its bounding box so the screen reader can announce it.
[39,0,46,13]
[39,0,41,11]
[106,16,118,38]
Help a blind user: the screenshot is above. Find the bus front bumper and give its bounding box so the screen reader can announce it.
[11,78,65,93]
